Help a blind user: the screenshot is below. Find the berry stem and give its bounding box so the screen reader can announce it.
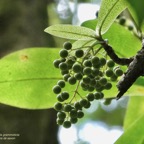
[69,80,82,103]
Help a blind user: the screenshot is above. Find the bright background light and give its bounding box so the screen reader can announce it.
[58,121,123,144]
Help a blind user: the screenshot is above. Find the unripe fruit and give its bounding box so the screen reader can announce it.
[63,41,72,50]
[99,77,107,86]
[91,56,99,65]
[104,82,112,90]
[57,111,66,119]
[94,92,102,99]
[70,109,77,118]
[53,59,61,68]
[99,57,106,66]
[79,99,88,107]
[59,62,68,70]
[87,86,95,92]
[74,101,82,110]
[57,118,64,125]
[59,49,68,58]
[74,73,83,80]
[83,60,92,67]
[107,60,115,67]
[105,69,114,77]
[57,80,65,88]
[86,93,95,101]
[72,63,82,73]
[63,74,71,81]
[92,68,99,76]
[54,102,63,111]
[103,98,112,105]
[61,70,69,75]
[83,101,91,108]
[53,85,61,94]
[77,110,84,118]
[119,17,126,25]
[75,49,84,58]
[70,118,78,124]
[110,74,118,81]
[83,67,92,75]
[63,104,72,112]
[63,121,71,128]
[128,25,133,31]
[82,77,91,84]
[57,94,64,102]
[114,68,123,76]
[61,91,69,100]
[68,76,77,85]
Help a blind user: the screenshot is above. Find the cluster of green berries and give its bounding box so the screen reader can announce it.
[52,41,123,128]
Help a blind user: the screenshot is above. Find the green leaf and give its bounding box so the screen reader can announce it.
[115,114,144,144]
[96,0,127,35]
[124,96,144,130]
[44,24,97,40]
[126,0,144,30]
[82,19,144,98]
[0,48,61,109]
[82,19,141,57]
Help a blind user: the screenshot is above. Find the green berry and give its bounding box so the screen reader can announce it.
[79,99,88,107]
[63,41,72,50]
[53,59,61,68]
[63,121,71,128]
[57,111,66,119]
[119,17,126,25]
[99,57,106,66]
[105,69,114,77]
[74,101,82,110]
[72,63,82,73]
[99,77,107,86]
[94,92,102,100]
[63,104,72,112]
[103,98,112,105]
[87,86,95,92]
[92,68,99,77]
[66,59,75,66]
[86,93,95,101]
[57,80,65,88]
[128,25,133,31]
[59,62,68,70]
[63,74,71,81]
[91,56,99,65]
[57,94,64,102]
[54,102,63,111]
[75,49,84,58]
[77,110,84,118]
[83,67,92,75]
[82,77,91,84]
[104,82,112,90]
[70,118,78,124]
[110,74,118,81]
[80,81,88,89]
[61,70,69,75]
[83,101,91,108]
[61,92,69,100]
[114,68,123,76]
[83,60,92,67]
[74,73,83,80]
[57,118,64,125]
[53,85,61,94]
[59,49,68,58]
[107,60,115,67]
[70,109,77,118]
[68,76,77,85]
